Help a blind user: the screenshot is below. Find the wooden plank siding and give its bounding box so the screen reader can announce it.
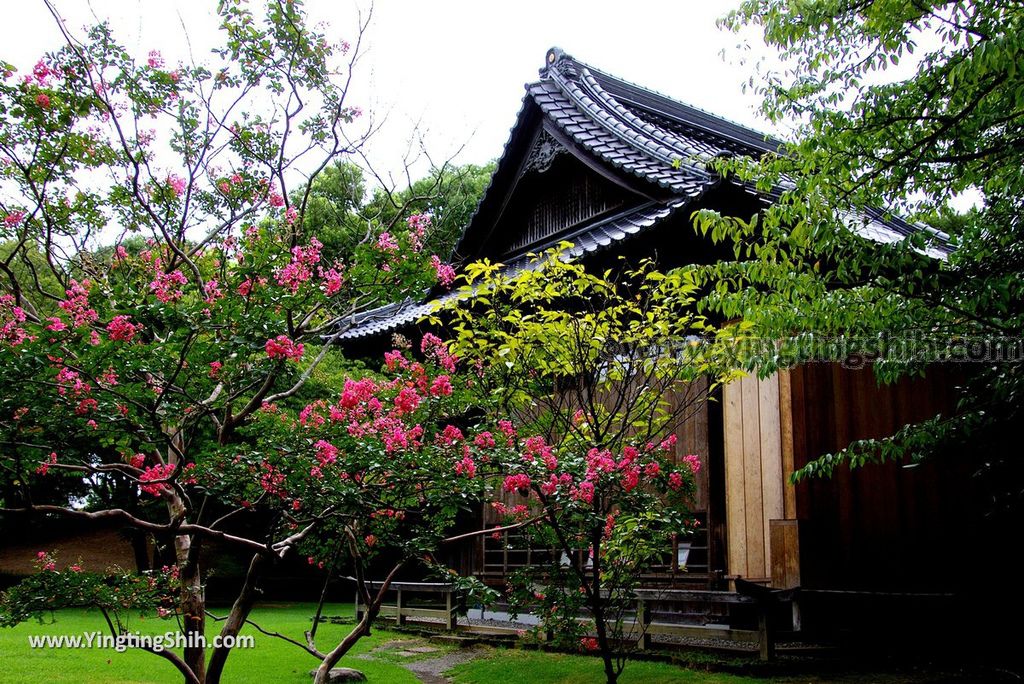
[722,373,792,582]
[788,364,972,591]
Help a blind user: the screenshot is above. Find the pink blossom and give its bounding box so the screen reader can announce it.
[1,296,31,346]
[314,440,339,466]
[474,431,495,448]
[454,455,476,478]
[393,387,421,415]
[268,190,285,207]
[139,463,176,496]
[430,374,453,397]
[237,279,253,296]
[430,255,456,287]
[321,267,345,296]
[668,472,684,490]
[58,279,98,327]
[166,174,187,197]
[4,211,25,227]
[275,239,322,293]
[571,480,595,504]
[35,93,50,109]
[265,335,304,361]
[203,279,224,304]
[106,315,141,342]
[503,473,531,493]
[35,452,57,476]
[32,60,52,85]
[621,466,640,492]
[437,424,464,445]
[376,232,399,251]
[147,50,165,69]
[149,270,188,303]
[209,361,223,378]
[384,350,407,371]
[682,453,701,474]
[130,454,146,469]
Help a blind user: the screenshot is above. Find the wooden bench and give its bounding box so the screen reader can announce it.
[632,582,800,660]
[354,581,460,631]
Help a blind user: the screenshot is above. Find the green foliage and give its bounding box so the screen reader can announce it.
[361,161,496,257]
[440,249,738,682]
[697,0,1024,498]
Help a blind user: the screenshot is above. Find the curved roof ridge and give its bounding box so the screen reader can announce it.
[544,61,678,169]
[575,68,708,164]
[543,47,781,155]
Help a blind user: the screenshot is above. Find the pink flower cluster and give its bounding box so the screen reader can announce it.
[265,335,304,361]
[503,473,531,493]
[149,270,188,303]
[455,455,477,478]
[139,463,176,496]
[1,294,31,346]
[166,174,187,197]
[421,333,457,372]
[430,255,456,287]
[106,315,141,342]
[275,238,322,293]
[58,279,98,327]
[259,461,287,496]
[407,213,431,251]
[376,232,399,252]
[314,440,339,466]
[4,211,25,227]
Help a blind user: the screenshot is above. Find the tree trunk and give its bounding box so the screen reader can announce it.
[589,530,618,684]
[127,528,151,572]
[313,561,406,684]
[175,531,206,683]
[313,611,374,684]
[205,553,269,684]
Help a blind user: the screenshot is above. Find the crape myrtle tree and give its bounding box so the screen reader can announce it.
[689,0,1024,500]
[0,1,463,682]
[212,337,529,684]
[438,250,742,684]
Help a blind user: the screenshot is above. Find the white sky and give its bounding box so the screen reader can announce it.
[5,0,775,187]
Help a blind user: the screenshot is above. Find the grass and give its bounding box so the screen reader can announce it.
[446,650,753,684]
[0,603,418,684]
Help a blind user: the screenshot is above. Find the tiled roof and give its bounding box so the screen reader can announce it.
[336,200,687,341]
[338,48,947,341]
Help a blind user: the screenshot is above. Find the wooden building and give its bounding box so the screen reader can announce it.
[340,49,990,613]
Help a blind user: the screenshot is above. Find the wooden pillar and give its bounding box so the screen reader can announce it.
[445,589,455,631]
[757,606,775,661]
[396,588,405,627]
[636,597,652,650]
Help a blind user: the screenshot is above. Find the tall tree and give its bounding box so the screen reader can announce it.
[691,0,1024,506]
[0,2,459,681]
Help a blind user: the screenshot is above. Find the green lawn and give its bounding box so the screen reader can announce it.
[0,603,417,684]
[447,650,752,684]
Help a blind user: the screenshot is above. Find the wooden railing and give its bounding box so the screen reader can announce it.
[479,512,711,583]
[354,581,460,631]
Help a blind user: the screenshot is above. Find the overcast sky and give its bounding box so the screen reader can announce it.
[5,1,774,186]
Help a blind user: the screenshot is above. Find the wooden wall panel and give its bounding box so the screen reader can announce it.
[790,364,972,590]
[741,378,765,578]
[722,373,789,581]
[723,376,747,578]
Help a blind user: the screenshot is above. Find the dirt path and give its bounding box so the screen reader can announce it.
[358,637,492,684]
